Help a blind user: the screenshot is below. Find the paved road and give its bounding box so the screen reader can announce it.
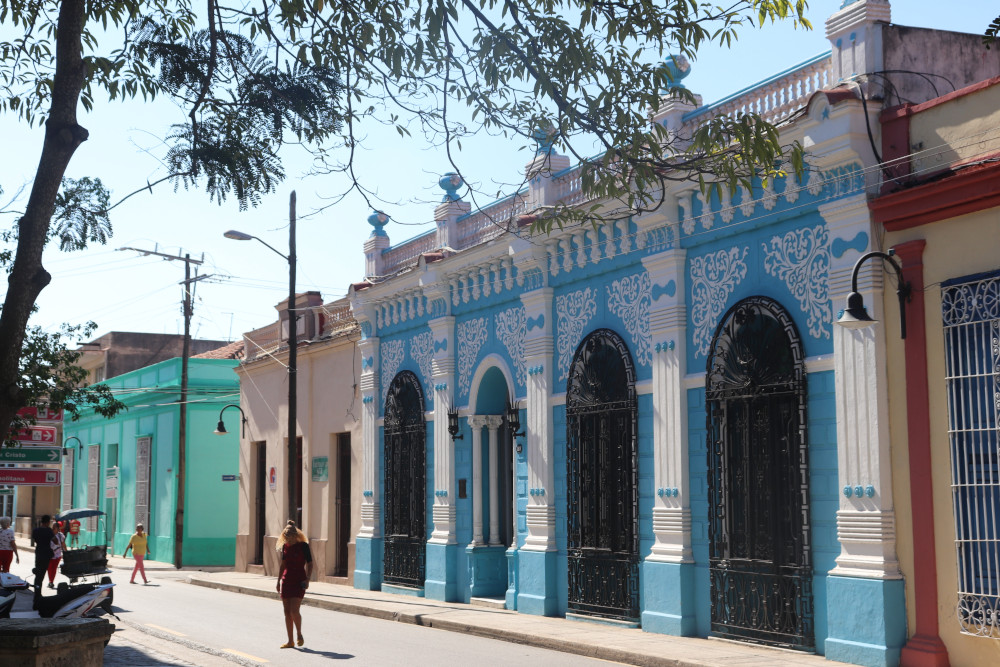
[7,558,618,665]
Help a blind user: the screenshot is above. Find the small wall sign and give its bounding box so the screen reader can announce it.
[311,456,328,482]
[269,466,277,491]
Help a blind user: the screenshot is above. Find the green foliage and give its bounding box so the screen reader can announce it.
[4,320,126,448]
[986,14,1000,49]
[1,0,809,222]
[51,177,113,250]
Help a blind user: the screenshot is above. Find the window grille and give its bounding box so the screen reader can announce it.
[87,446,100,531]
[61,455,74,511]
[135,437,152,532]
[942,271,1000,637]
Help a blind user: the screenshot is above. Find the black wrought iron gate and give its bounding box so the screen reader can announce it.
[706,297,813,650]
[567,329,639,621]
[383,370,427,587]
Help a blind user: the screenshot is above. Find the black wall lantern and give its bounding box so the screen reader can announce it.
[214,403,248,438]
[506,397,525,453]
[447,405,464,441]
[837,249,911,339]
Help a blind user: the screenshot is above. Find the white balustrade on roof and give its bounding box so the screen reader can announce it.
[373,52,834,275]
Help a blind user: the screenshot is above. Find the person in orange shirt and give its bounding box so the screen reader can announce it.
[68,519,80,547]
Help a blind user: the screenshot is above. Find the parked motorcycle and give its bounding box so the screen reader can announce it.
[0,571,117,620]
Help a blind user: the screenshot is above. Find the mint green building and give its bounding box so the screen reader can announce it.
[61,357,240,566]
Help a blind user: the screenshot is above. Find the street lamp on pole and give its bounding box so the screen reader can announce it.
[224,191,300,527]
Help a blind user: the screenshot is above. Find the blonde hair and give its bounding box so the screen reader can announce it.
[276,520,308,550]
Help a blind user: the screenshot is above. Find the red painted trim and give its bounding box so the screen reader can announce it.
[894,240,950,667]
[871,159,1000,230]
[883,76,1000,119]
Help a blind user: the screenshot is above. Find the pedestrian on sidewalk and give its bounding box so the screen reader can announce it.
[68,518,80,548]
[276,520,312,649]
[124,523,151,584]
[30,515,54,602]
[0,516,18,572]
[46,522,66,588]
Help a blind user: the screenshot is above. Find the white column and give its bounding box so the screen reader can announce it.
[485,415,504,546]
[821,195,901,579]
[468,415,488,545]
[520,287,555,551]
[642,249,692,563]
[428,316,457,545]
[357,335,381,539]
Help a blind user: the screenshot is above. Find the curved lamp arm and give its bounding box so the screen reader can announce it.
[63,435,83,459]
[215,404,247,438]
[838,249,912,339]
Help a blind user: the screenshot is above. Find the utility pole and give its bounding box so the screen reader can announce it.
[120,246,210,569]
[288,192,299,527]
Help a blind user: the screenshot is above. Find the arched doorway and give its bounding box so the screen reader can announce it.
[566,328,639,621]
[705,296,813,650]
[383,370,427,588]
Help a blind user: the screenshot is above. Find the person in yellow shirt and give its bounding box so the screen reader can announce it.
[124,523,151,584]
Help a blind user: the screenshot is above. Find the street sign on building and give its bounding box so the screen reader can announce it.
[11,425,57,444]
[0,469,60,486]
[0,447,61,464]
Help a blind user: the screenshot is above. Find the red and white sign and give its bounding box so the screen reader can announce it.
[16,407,64,422]
[269,466,277,492]
[0,469,61,486]
[12,425,57,444]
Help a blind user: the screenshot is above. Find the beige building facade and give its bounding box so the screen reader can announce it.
[234,294,362,583]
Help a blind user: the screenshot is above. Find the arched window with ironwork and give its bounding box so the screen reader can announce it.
[705,296,813,650]
[566,328,640,621]
[383,370,427,588]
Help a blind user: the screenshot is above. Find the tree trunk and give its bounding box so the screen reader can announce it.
[0,0,90,436]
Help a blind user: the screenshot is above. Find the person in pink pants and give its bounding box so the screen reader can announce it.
[124,523,151,584]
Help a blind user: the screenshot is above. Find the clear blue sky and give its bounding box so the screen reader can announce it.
[1,0,995,345]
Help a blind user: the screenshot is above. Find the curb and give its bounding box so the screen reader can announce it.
[186,577,714,667]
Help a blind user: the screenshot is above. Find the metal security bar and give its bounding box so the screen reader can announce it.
[705,296,813,650]
[942,272,1000,638]
[382,371,427,588]
[566,328,640,622]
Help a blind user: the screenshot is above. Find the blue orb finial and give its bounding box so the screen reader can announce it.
[662,54,692,91]
[367,210,389,237]
[438,172,464,202]
[532,121,557,156]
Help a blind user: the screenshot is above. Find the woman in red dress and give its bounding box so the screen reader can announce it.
[275,520,312,648]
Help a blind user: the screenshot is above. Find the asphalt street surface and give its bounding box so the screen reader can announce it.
[6,557,620,666]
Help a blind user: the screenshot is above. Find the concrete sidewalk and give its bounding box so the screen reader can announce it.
[187,569,846,667]
[13,535,228,575]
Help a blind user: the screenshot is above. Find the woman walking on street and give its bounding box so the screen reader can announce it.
[124,523,151,584]
[276,520,312,648]
[0,517,18,573]
[47,522,66,588]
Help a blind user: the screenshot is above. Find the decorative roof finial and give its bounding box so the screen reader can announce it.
[532,121,557,156]
[438,172,464,202]
[661,54,692,92]
[367,210,389,237]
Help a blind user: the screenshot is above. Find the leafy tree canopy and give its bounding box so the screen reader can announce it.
[0,0,809,435]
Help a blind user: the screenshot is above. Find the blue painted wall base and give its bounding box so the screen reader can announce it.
[641,560,697,636]
[505,547,518,610]
[425,542,461,602]
[467,544,507,598]
[517,549,559,616]
[825,576,906,667]
[353,536,383,591]
[382,583,425,597]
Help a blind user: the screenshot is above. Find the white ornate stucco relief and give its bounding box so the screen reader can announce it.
[495,306,527,385]
[762,224,832,339]
[380,339,406,404]
[691,247,749,357]
[606,272,652,366]
[410,331,435,395]
[458,317,489,395]
[556,287,597,380]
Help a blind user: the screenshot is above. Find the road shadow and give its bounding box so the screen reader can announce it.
[296,647,355,660]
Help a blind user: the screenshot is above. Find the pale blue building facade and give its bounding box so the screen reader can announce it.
[344,4,965,666]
